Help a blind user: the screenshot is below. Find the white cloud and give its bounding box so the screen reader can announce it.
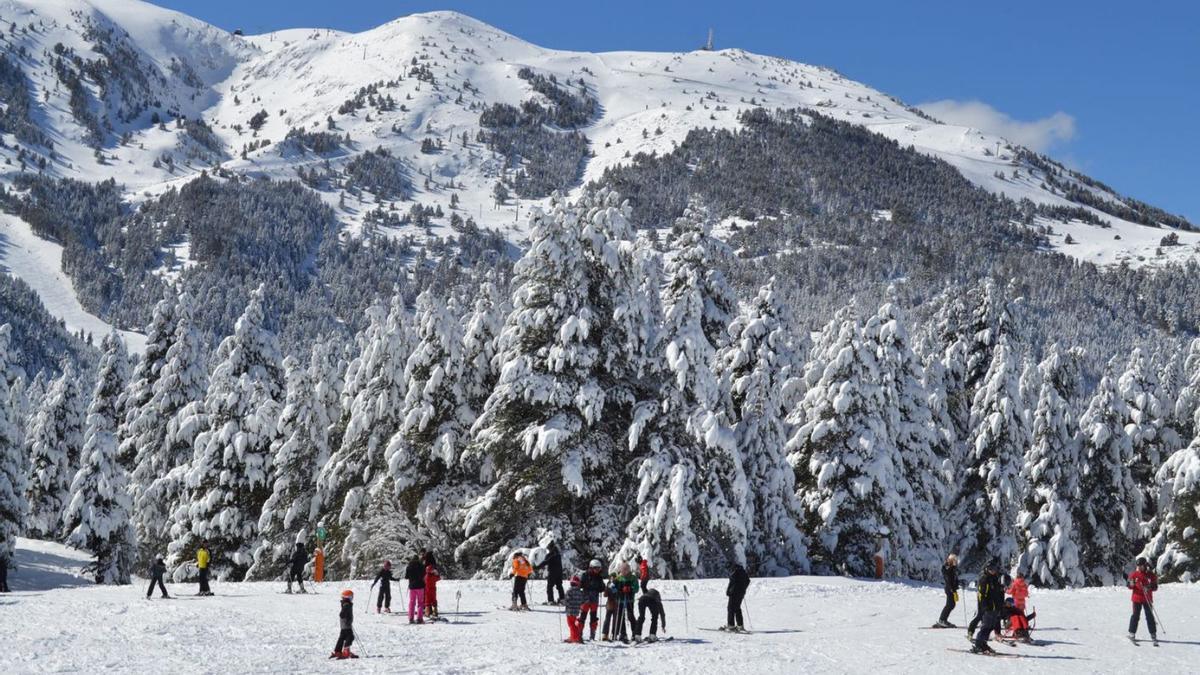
[917,99,1076,152]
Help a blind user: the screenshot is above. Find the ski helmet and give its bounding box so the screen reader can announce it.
[589,559,601,569]
[570,575,581,587]
[341,589,354,600]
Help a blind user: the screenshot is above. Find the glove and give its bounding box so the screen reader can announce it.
[953,591,959,602]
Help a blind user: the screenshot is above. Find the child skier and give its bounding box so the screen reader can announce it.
[423,551,441,620]
[636,554,651,591]
[1000,597,1037,642]
[286,541,307,594]
[580,560,606,640]
[371,560,396,614]
[601,577,619,641]
[611,562,640,643]
[146,555,170,599]
[196,541,212,596]
[1127,557,1159,644]
[511,551,532,610]
[634,586,666,641]
[563,575,587,643]
[330,589,359,659]
[935,553,959,628]
[404,555,426,624]
[1006,572,1029,611]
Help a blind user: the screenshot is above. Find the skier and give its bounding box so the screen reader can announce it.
[423,551,441,620]
[634,586,667,641]
[510,551,532,610]
[404,554,426,624]
[563,575,587,643]
[935,553,960,628]
[146,555,170,599]
[0,552,9,593]
[611,562,640,643]
[601,576,619,641]
[535,540,564,605]
[580,559,606,640]
[329,589,359,659]
[969,558,1006,655]
[196,541,212,596]
[286,541,307,594]
[636,553,651,591]
[314,545,325,584]
[1126,557,1159,644]
[371,560,396,614]
[1006,571,1029,611]
[723,562,751,632]
[1000,597,1037,643]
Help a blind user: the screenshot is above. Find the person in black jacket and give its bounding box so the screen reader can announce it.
[286,542,307,594]
[724,562,751,632]
[0,552,10,593]
[371,560,396,613]
[580,560,607,640]
[536,541,565,605]
[970,559,1006,654]
[634,587,667,640]
[330,589,359,659]
[935,553,960,627]
[146,555,170,599]
[404,555,426,624]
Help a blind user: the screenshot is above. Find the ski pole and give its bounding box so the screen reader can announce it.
[1148,602,1166,635]
[559,609,564,642]
[683,585,690,635]
[352,629,367,657]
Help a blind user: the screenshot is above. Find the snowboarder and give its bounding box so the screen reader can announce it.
[1126,557,1158,644]
[286,542,307,594]
[535,540,564,605]
[371,560,396,614]
[564,575,587,643]
[330,589,359,659]
[196,541,212,596]
[1000,597,1037,642]
[969,558,1006,655]
[935,553,960,627]
[580,560,606,640]
[724,562,751,632]
[0,552,10,593]
[404,554,425,623]
[636,554,651,591]
[510,551,532,610]
[634,586,666,641]
[1006,571,1028,611]
[423,551,441,620]
[146,555,170,599]
[611,562,640,642]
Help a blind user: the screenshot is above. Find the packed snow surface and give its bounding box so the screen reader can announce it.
[4,538,1199,673]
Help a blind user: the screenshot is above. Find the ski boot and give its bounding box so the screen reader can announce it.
[330,651,343,659]
[342,649,359,659]
[602,633,611,642]
[970,644,997,655]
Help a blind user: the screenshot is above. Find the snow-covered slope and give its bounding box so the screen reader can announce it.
[0,0,1193,346]
[5,538,1198,673]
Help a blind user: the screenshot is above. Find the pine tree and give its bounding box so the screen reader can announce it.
[63,333,135,584]
[867,300,948,579]
[1119,347,1170,540]
[1015,345,1084,588]
[23,364,85,539]
[716,282,809,574]
[130,293,208,565]
[460,278,506,416]
[950,337,1026,569]
[1172,338,1200,442]
[167,287,283,580]
[117,297,175,471]
[0,324,28,562]
[789,315,895,576]
[1074,372,1138,585]
[248,342,336,580]
[313,295,411,576]
[1140,434,1200,582]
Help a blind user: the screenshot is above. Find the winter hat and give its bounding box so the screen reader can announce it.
[341,589,354,600]
[383,560,392,569]
[589,559,601,568]
[570,576,581,587]
[1136,557,1148,567]
[156,555,164,561]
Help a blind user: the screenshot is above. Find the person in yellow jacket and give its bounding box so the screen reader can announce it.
[196,541,213,596]
[510,551,532,610]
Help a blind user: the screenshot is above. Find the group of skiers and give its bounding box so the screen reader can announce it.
[934,553,1161,655]
[369,550,442,623]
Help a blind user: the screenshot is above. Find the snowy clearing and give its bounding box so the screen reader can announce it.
[4,538,1198,674]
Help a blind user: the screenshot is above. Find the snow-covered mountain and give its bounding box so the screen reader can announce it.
[0,0,1194,350]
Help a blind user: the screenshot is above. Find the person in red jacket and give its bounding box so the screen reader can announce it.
[1006,572,1029,611]
[1127,557,1159,644]
[423,551,442,620]
[636,554,650,591]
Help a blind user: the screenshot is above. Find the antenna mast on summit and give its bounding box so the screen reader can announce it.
[705,28,714,51]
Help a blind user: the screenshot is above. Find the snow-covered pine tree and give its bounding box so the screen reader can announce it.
[116,297,175,471]
[0,324,28,562]
[949,336,1026,570]
[386,291,478,552]
[166,286,284,580]
[463,189,656,572]
[313,294,411,576]
[712,282,809,575]
[1074,372,1138,585]
[247,341,336,580]
[130,292,208,566]
[1118,347,1171,539]
[1172,338,1200,443]
[23,364,85,540]
[460,277,506,417]
[788,314,896,577]
[1015,345,1084,588]
[1140,432,1200,582]
[63,333,134,584]
[1018,355,1041,440]
[866,300,948,579]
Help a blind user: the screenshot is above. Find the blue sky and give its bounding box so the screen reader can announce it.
[157,0,1199,222]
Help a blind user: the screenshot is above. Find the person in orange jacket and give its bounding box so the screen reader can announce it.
[1006,572,1029,611]
[314,546,325,583]
[510,551,532,610]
